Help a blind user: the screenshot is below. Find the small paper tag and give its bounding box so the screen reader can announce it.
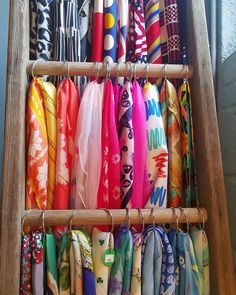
[102,249,115,267]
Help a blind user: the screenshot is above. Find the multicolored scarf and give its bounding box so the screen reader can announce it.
[178,81,197,207]
[160,79,182,207]
[108,225,133,295]
[118,81,134,208]
[98,80,121,209]
[54,79,79,236]
[20,234,32,295]
[143,82,168,208]
[59,233,70,294]
[127,0,148,64]
[32,230,44,295]
[144,0,162,64]
[36,78,57,210]
[26,78,48,210]
[131,231,142,295]
[117,0,128,63]
[70,82,103,210]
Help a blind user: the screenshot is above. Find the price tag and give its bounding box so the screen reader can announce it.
[102,249,115,267]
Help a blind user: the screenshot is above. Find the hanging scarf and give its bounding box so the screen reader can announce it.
[108,225,133,295]
[32,230,44,295]
[26,79,48,210]
[141,226,163,295]
[90,0,103,62]
[144,0,162,64]
[20,234,32,295]
[113,83,121,129]
[118,81,134,208]
[143,82,168,208]
[160,79,182,207]
[117,0,128,63]
[177,0,187,64]
[103,0,118,62]
[92,227,114,294]
[132,81,146,208]
[98,80,121,209]
[127,0,148,64]
[130,231,142,295]
[59,233,70,295]
[70,81,103,210]
[190,227,210,295]
[36,78,57,210]
[45,231,59,294]
[177,231,201,295]
[30,0,37,60]
[54,78,79,236]
[178,81,197,207]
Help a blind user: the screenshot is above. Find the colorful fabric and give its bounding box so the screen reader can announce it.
[177,231,201,295]
[118,81,134,208]
[168,228,180,293]
[54,79,79,236]
[132,81,146,208]
[98,80,121,209]
[70,82,103,210]
[45,231,59,294]
[90,0,103,62]
[156,226,175,294]
[143,82,168,208]
[178,81,197,207]
[113,83,121,128]
[59,233,70,294]
[190,227,210,295]
[103,0,117,62]
[32,231,44,295]
[127,0,148,63]
[144,0,162,64]
[177,0,187,64]
[92,227,114,294]
[20,234,32,295]
[30,0,37,60]
[36,77,57,210]
[130,231,142,295]
[117,0,128,63]
[26,79,48,210]
[108,225,133,295]
[141,226,162,295]
[160,79,182,207]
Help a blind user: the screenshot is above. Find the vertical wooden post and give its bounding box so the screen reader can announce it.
[0,0,28,293]
[187,0,236,294]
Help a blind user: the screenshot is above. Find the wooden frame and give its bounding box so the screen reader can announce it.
[0,0,235,294]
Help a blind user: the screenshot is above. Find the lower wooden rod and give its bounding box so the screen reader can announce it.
[26,61,193,79]
[23,208,207,226]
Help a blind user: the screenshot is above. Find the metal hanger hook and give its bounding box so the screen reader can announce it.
[179,207,190,232]
[102,208,115,233]
[163,64,168,80]
[41,210,46,234]
[21,209,33,235]
[32,58,42,79]
[69,210,79,231]
[137,208,145,233]
[105,61,111,80]
[198,207,205,230]
[183,64,189,81]
[170,207,179,230]
[95,62,100,81]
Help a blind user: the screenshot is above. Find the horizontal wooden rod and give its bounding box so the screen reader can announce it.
[23,208,207,226]
[26,61,193,79]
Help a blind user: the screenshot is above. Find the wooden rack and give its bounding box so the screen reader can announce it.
[0,0,235,294]
[23,208,207,226]
[26,60,193,78]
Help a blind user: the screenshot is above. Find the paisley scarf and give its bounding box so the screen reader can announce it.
[26,78,48,210]
[160,79,182,207]
[20,234,32,295]
[118,81,134,208]
[143,82,168,208]
[32,230,44,295]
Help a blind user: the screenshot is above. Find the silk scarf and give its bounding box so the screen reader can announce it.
[143,82,168,208]
[108,225,133,295]
[70,81,103,210]
[59,232,70,295]
[92,227,114,294]
[54,78,79,236]
[36,77,57,210]
[190,227,210,295]
[20,234,32,295]
[98,80,121,209]
[160,79,182,207]
[117,0,128,64]
[118,81,134,208]
[132,81,146,208]
[26,78,48,210]
[130,231,142,295]
[178,81,198,207]
[144,0,162,64]
[32,230,44,295]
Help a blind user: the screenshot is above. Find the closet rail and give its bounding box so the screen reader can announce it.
[26,61,193,78]
[23,208,207,226]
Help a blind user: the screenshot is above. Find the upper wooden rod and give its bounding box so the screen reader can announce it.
[26,61,193,78]
[22,208,207,226]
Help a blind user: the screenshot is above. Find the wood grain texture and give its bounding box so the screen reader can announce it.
[187,0,236,293]
[0,0,28,293]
